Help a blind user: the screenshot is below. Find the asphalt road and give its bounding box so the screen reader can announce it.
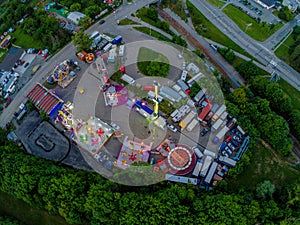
[0,0,157,128]
[190,0,300,90]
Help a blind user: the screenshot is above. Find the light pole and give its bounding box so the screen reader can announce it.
[245,23,252,32]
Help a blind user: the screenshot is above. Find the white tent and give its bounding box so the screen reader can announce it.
[67,11,86,25]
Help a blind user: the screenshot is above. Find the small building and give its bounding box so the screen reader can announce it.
[67,11,86,25]
[253,0,275,9]
[159,86,182,102]
[282,0,299,12]
[0,35,11,50]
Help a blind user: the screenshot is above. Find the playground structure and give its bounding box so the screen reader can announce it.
[47,59,78,88]
[76,51,95,64]
[116,136,152,169]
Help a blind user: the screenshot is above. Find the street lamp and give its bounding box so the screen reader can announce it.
[245,23,252,32]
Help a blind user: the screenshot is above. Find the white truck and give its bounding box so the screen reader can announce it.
[212,104,226,122]
[213,126,229,143]
[179,111,196,130]
[200,156,213,177]
[211,118,224,132]
[121,74,136,85]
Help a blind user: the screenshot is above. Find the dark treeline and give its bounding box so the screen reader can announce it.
[0,129,299,224]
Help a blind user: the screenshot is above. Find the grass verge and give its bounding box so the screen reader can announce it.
[118,18,139,25]
[222,4,283,41]
[0,48,7,63]
[187,0,252,58]
[133,26,172,42]
[275,34,294,64]
[207,0,226,8]
[231,140,300,189]
[161,0,187,22]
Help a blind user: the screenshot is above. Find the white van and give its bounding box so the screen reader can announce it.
[192,146,203,159]
[121,74,135,85]
[181,70,188,81]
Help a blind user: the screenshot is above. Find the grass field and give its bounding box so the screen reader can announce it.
[223,5,283,41]
[0,191,68,225]
[11,28,43,49]
[232,140,300,189]
[161,1,187,22]
[275,35,295,64]
[207,0,226,8]
[187,1,252,58]
[279,79,300,111]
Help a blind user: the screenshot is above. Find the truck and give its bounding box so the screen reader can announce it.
[213,126,229,143]
[165,173,198,185]
[112,35,122,44]
[200,156,213,177]
[103,43,113,52]
[218,156,237,167]
[203,161,218,184]
[76,50,87,61]
[179,111,196,130]
[211,118,224,132]
[192,159,203,177]
[212,104,226,122]
[198,101,212,122]
[186,118,198,132]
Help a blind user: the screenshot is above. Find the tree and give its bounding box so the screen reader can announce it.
[278,6,295,22]
[256,180,276,199]
[147,6,158,22]
[230,87,248,105]
[72,30,93,52]
[70,3,81,11]
[290,110,300,141]
[78,16,92,29]
[237,60,259,80]
[189,82,201,98]
[84,5,100,19]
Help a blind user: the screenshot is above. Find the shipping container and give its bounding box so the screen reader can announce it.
[186,118,198,132]
[211,118,224,132]
[200,156,213,177]
[192,159,203,177]
[204,161,218,184]
[212,104,226,122]
[179,111,196,130]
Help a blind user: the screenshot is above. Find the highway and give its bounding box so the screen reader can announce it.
[189,0,300,90]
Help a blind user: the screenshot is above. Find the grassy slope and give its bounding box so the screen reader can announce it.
[223,5,283,42]
[279,79,300,111]
[187,0,252,58]
[275,35,295,64]
[232,140,300,189]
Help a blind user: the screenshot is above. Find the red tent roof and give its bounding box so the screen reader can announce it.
[198,102,212,121]
[27,83,63,115]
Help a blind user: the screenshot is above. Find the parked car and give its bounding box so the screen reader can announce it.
[227,142,236,151]
[200,128,209,136]
[225,136,232,142]
[99,19,105,25]
[167,124,177,132]
[24,62,29,68]
[225,146,232,155]
[233,135,242,142]
[221,150,229,157]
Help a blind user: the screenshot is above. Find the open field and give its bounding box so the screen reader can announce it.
[11,28,43,49]
[231,140,300,189]
[0,48,7,63]
[223,4,283,41]
[207,0,226,8]
[187,1,252,58]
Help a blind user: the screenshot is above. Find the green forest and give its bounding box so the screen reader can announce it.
[0,128,299,224]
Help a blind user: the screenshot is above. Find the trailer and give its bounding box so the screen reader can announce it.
[220,111,228,121]
[198,101,212,122]
[200,156,213,177]
[194,88,206,104]
[212,104,226,122]
[119,45,125,57]
[203,149,217,159]
[165,173,198,185]
[192,159,203,177]
[203,161,218,185]
[213,126,229,143]
[218,156,237,167]
[179,111,196,130]
[103,43,113,52]
[177,79,190,94]
[187,72,204,87]
[211,118,224,132]
[121,74,135,85]
[236,125,246,136]
[186,118,198,132]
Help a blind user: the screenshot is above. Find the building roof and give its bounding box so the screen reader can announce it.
[27,83,63,116]
[67,11,86,25]
[160,86,182,102]
[0,48,24,71]
[260,0,276,7]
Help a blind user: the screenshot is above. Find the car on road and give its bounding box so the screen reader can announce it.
[167,124,177,132]
[99,20,105,25]
[24,62,29,68]
[200,128,209,136]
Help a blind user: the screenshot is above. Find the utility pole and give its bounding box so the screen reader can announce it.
[245,23,252,32]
